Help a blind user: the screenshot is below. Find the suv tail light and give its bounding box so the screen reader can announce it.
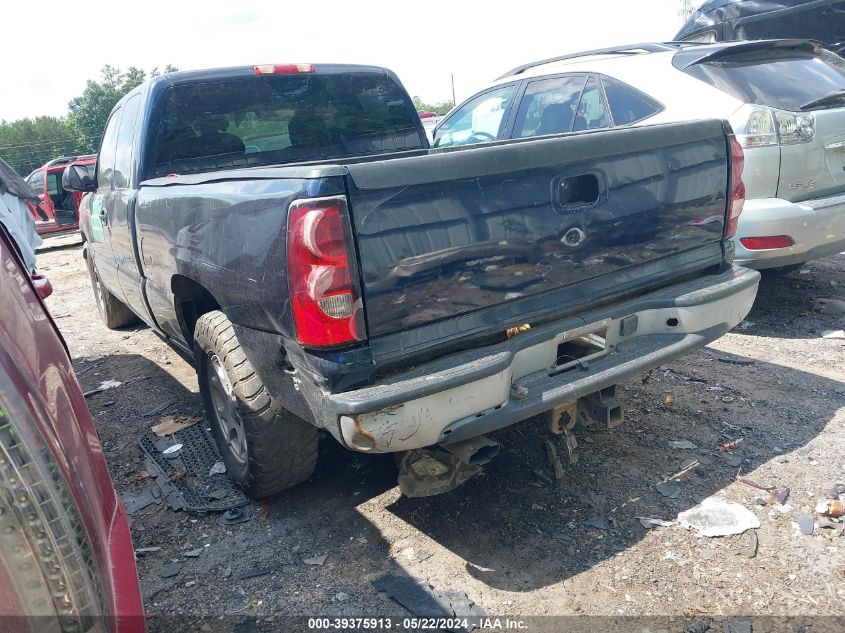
[739,235,794,250]
[726,136,745,239]
[287,196,365,347]
[730,104,815,148]
[0,364,104,631]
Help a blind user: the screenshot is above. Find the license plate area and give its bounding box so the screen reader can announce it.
[551,326,608,375]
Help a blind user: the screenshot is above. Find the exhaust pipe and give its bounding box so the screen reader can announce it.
[396,436,501,498]
[440,435,500,466]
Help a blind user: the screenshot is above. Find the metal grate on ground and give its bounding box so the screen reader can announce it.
[139,424,248,512]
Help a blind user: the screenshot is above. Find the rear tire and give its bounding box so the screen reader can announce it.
[84,244,138,329]
[194,310,318,498]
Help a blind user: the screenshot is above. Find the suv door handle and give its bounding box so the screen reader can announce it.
[100,211,108,225]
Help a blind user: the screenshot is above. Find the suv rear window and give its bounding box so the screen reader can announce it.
[154,73,422,176]
[680,51,845,111]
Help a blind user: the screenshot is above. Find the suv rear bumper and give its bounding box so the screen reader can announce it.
[323,266,760,453]
[734,195,845,269]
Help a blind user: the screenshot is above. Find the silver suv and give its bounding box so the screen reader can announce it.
[433,40,845,271]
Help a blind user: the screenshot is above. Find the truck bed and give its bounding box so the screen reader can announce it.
[138,119,731,376]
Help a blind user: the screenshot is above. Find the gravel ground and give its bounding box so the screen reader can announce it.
[38,238,845,632]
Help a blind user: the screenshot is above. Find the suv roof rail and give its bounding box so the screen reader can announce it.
[44,156,78,168]
[495,42,684,80]
[42,154,98,169]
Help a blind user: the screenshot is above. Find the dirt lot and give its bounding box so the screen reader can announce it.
[38,237,845,631]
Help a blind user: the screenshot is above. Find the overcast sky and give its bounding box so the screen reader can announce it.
[0,0,687,123]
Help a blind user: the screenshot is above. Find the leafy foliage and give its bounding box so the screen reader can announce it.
[412,95,454,116]
[0,116,80,177]
[67,65,178,156]
[0,64,177,176]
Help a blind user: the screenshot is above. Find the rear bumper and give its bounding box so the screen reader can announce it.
[324,266,760,453]
[734,195,845,269]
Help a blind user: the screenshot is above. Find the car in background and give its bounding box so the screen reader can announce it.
[432,39,845,271]
[0,222,144,631]
[25,155,97,236]
[418,111,443,141]
[675,0,845,56]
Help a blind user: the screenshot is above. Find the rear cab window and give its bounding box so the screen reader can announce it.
[433,84,516,148]
[153,72,423,176]
[676,48,845,111]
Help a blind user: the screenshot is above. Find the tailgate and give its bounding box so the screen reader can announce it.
[345,120,729,339]
[779,106,845,201]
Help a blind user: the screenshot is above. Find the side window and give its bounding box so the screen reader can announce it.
[512,75,588,138]
[113,95,141,188]
[97,108,123,190]
[601,77,662,126]
[433,84,516,148]
[27,171,44,194]
[46,173,59,196]
[573,77,611,132]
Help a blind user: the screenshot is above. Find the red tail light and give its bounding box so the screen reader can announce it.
[287,196,364,347]
[726,136,745,239]
[739,235,794,250]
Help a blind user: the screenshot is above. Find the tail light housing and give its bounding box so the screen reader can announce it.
[287,196,365,347]
[730,104,815,148]
[726,136,745,239]
[0,364,105,631]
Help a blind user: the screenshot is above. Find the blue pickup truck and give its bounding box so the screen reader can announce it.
[65,62,759,497]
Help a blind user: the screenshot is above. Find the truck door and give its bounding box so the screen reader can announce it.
[88,106,123,294]
[107,94,151,321]
[26,170,51,224]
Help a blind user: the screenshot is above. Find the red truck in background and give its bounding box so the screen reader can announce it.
[25,155,97,236]
[0,222,144,631]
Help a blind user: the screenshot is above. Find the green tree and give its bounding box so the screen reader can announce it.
[412,95,454,116]
[0,116,78,176]
[67,64,178,154]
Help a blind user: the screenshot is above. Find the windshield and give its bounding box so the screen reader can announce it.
[681,50,845,111]
[153,73,423,176]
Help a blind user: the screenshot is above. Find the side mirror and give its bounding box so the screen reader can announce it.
[30,273,53,300]
[61,163,97,192]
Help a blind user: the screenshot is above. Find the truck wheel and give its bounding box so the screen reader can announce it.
[83,244,138,329]
[194,311,318,498]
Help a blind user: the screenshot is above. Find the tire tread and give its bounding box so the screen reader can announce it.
[194,310,318,498]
